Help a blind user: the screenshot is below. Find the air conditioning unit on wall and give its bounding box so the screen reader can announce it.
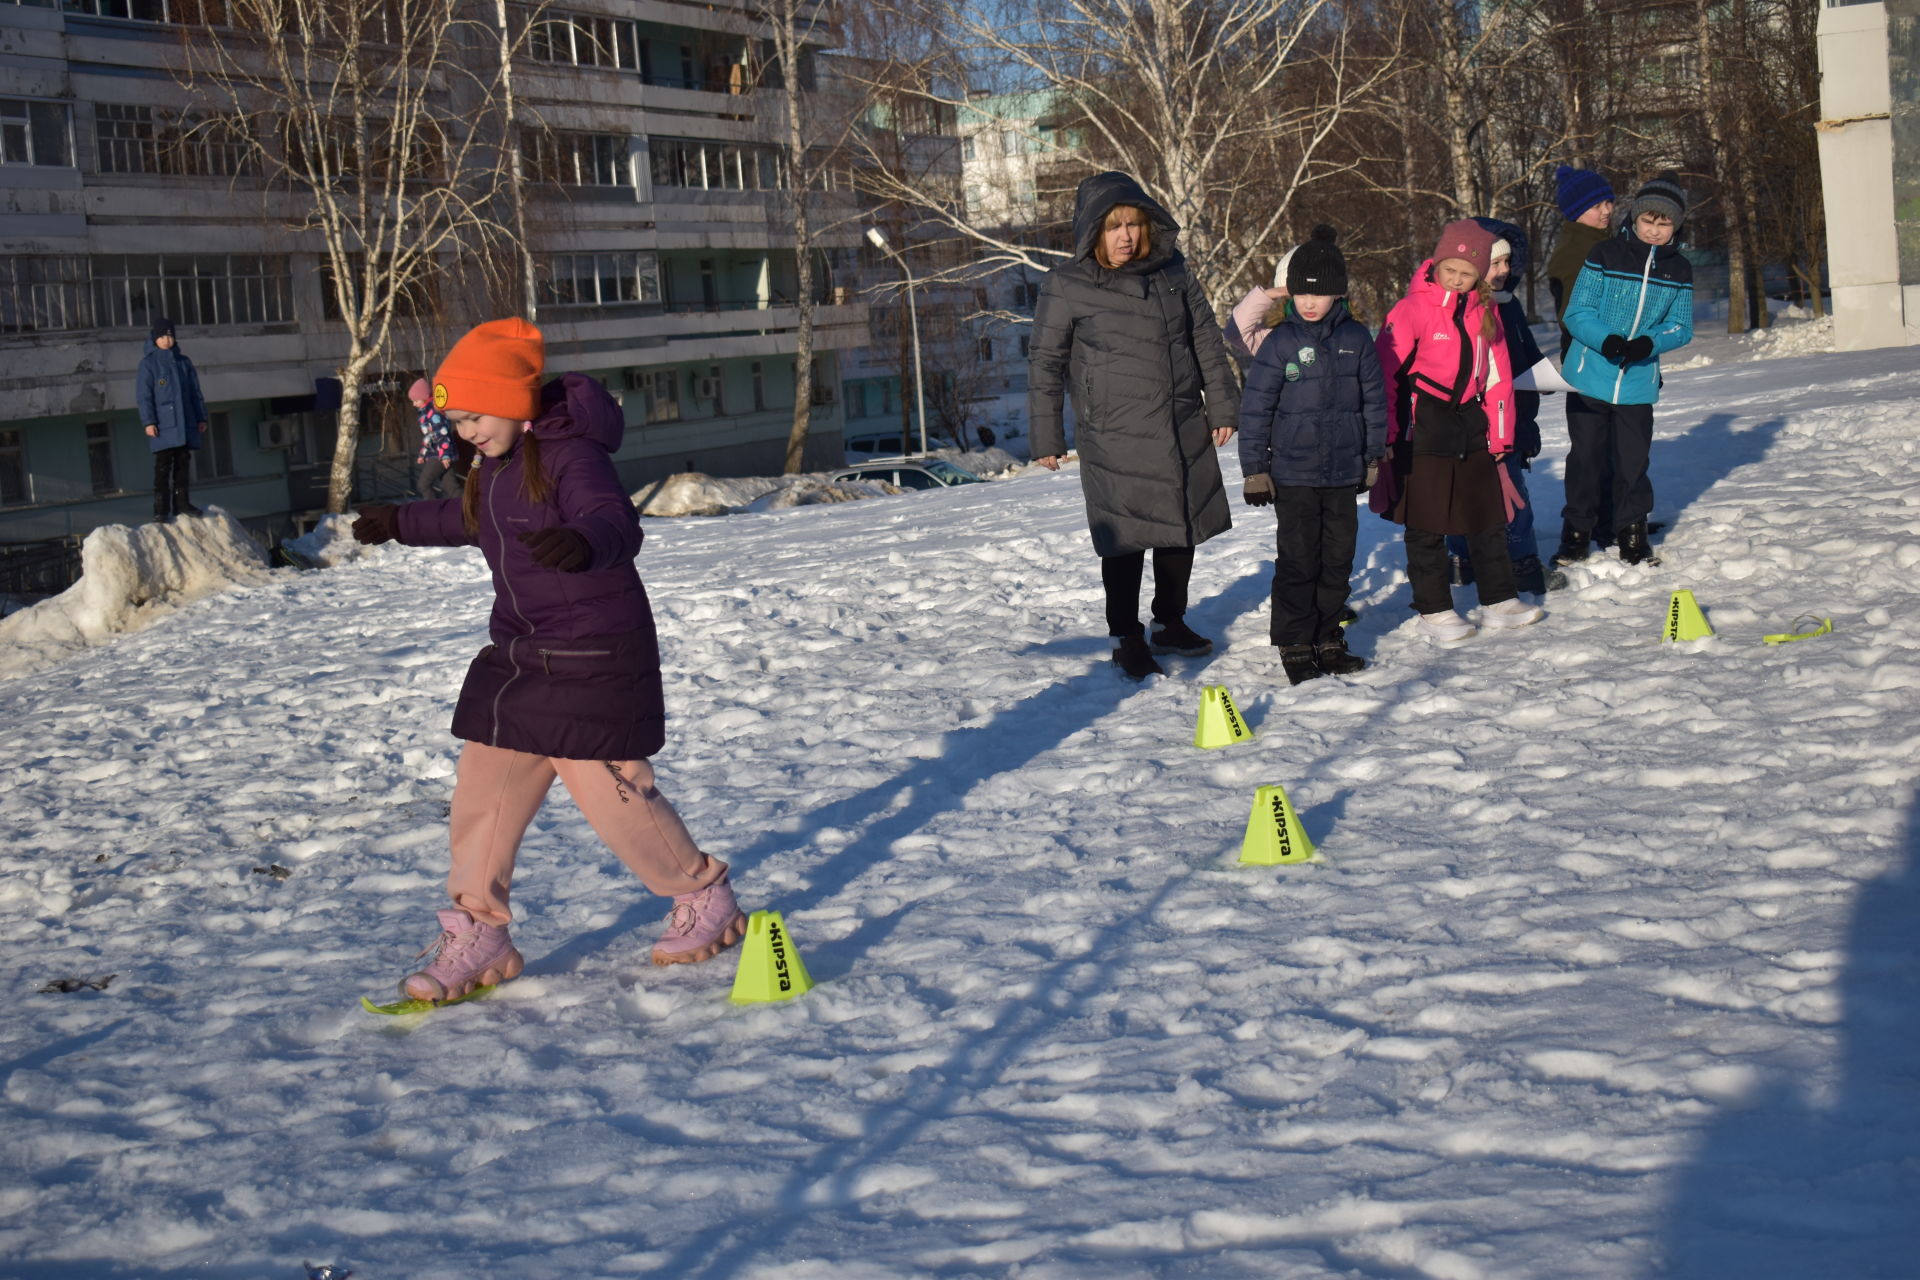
[257,416,299,449]
[694,375,721,401]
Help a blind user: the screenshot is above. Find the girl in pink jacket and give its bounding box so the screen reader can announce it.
[1372,220,1543,642]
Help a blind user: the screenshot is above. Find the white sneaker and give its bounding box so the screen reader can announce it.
[1418,610,1476,642]
[1480,597,1545,629]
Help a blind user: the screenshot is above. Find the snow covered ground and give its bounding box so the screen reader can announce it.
[3,329,1918,1279]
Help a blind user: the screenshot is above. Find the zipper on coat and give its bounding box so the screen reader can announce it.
[537,647,612,675]
[1615,246,1658,403]
[487,456,529,747]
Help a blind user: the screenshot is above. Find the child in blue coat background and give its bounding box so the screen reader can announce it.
[136,317,208,522]
[1237,226,1387,685]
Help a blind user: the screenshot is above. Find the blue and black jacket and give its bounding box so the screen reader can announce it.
[1473,217,1546,457]
[1237,299,1387,489]
[1561,227,1693,406]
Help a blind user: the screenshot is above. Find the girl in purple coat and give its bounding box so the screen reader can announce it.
[352,319,746,1003]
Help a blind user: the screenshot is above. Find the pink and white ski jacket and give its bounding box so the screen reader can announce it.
[1374,260,1515,453]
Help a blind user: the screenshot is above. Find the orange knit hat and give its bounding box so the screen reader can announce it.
[431,318,544,420]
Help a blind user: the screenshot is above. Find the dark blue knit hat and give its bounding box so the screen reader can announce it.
[1555,165,1614,221]
[150,316,175,342]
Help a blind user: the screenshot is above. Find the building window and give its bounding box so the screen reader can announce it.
[542,251,660,308]
[649,136,782,191]
[192,410,235,482]
[0,256,91,333]
[0,428,26,507]
[643,369,680,423]
[0,98,72,168]
[527,9,642,71]
[751,360,765,411]
[961,135,976,162]
[91,254,295,328]
[47,0,234,23]
[523,130,630,187]
[84,421,116,494]
[95,104,253,177]
[1019,334,1030,357]
[977,336,992,362]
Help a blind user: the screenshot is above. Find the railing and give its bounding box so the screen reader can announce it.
[0,535,83,600]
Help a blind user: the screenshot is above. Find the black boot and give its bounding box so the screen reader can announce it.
[1334,603,1358,627]
[1512,555,1548,595]
[1112,634,1165,681]
[1617,521,1655,565]
[1148,618,1213,657]
[1278,644,1324,686]
[1550,525,1592,566]
[1315,636,1366,676]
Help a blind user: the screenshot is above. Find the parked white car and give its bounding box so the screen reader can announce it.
[842,430,959,465]
[831,459,985,491]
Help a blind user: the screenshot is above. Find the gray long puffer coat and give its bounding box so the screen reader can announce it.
[1028,171,1238,557]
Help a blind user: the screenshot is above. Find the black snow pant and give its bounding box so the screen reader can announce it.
[1406,526,1515,617]
[1563,394,1654,536]
[152,446,193,520]
[416,457,464,500]
[1101,546,1194,638]
[1269,485,1358,646]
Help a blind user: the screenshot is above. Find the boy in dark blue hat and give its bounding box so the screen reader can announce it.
[136,317,209,522]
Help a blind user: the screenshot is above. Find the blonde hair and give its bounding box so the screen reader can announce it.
[1094,205,1153,269]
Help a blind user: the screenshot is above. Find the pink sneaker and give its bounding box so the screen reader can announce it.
[651,875,748,966]
[402,908,524,1002]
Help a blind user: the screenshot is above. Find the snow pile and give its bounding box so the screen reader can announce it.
[280,514,368,568]
[633,471,886,517]
[633,450,1019,518]
[0,509,268,681]
[1668,313,1835,370]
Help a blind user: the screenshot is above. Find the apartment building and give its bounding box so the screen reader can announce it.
[0,0,865,553]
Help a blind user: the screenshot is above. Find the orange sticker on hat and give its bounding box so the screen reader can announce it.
[432,382,449,409]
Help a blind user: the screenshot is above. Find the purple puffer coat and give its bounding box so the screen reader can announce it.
[396,373,663,761]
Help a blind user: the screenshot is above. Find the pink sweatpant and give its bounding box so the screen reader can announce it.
[447,741,726,925]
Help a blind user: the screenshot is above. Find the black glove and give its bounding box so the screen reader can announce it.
[1243,473,1275,507]
[351,504,400,546]
[1623,335,1655,363]
[1600,334,1628,362]
[518,526,591,572]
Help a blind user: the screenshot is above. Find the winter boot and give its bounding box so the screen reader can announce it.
[1315,635,1367,676]
[402,908,524,1003]
[1480,597,1545,629]
[1617,522,1655,565]
[1334,603,1359,627]
[177,503,203,519]
[651,873,749,965]
[1278,644,1324,685]
[1418,610,1476,643]
[1148,619,1214,657]
[1550,525,1592,566]
[1511,555,1548,595]
[1112,634,1164,681]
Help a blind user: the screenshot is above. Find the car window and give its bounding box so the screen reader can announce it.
[889,468,935,490]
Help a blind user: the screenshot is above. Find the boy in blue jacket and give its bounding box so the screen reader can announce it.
[136,317,209,522]
[1554,174,1694,567]
[1238,226,1387,684]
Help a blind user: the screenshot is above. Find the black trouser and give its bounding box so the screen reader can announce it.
[1101,545,1194,638]
[1270,486,1358,646]
[416,457,463,499]
[1406,526,1515,616]
[1563,394,1654,535]
[152,446,193,519]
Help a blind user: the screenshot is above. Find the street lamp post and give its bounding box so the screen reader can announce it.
[865,225,927,455]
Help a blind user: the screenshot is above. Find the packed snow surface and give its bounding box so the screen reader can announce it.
[3,340,1919,1279]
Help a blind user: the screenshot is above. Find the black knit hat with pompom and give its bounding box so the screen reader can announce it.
[1286,224,1348,296]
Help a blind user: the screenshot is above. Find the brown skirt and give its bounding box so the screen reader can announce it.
[1392,446,1505,535]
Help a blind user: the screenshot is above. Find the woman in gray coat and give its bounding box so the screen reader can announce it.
[1028,172,1239,680]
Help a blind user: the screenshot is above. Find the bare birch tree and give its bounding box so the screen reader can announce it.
[845,0,1403,311]
[180,0,530,513]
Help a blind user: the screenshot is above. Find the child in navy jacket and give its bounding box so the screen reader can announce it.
[1238,227,1387,684]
